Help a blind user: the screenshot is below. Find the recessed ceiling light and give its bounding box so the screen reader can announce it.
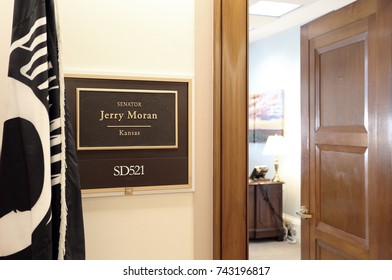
[249,1,302,17]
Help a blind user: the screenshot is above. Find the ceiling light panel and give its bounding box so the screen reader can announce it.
[249,1,302,17]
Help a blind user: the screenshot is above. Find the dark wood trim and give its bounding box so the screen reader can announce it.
[213,0,248,260]
[300,24,310,260]
[369,0,392,259]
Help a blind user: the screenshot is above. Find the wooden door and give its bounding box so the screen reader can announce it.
[301,0,392,259]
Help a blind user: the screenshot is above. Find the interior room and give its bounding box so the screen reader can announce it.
[248,25,301,259]
[247,0,357,259]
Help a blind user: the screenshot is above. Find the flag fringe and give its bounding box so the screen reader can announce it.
[53,0,68,260]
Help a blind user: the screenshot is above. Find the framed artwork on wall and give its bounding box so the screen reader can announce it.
[249,89,284,142]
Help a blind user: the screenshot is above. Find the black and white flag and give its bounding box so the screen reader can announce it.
[0,0,85,259]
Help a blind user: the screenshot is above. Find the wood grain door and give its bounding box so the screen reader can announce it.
[301,0,392,259]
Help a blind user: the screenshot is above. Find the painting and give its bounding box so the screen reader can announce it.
[249,89,284,142]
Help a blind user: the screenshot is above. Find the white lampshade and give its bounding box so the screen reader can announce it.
[263,134,285,182]
[263,134,285,155]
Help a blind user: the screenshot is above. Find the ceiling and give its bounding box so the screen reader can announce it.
[249,0,358,42]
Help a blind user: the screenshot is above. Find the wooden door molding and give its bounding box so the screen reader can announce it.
[213,0,248,260]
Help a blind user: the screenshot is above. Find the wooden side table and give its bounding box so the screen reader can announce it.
[248,179,285,241]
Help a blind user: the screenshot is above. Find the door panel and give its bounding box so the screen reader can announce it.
[318,36,366,127]
[312,20,370,259]
[319,149,366,238]
[301,0,392,259]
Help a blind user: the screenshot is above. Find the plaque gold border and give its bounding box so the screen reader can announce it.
[76,88,179,150]
[64,74,193,195]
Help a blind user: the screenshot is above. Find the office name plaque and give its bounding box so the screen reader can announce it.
[77,88,178,150]
[65,75,192,193]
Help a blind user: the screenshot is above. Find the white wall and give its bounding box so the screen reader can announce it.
[249,27,301,219]
[0,0,213,260]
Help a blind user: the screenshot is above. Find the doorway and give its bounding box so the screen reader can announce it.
[246,0,358,260]
[247,26,301,260]
[214,0,392,260]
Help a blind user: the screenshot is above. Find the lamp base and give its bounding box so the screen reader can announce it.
[272,158,281,182]
[272,174,281,182]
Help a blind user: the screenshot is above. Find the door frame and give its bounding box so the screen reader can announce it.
[213,0,392,260]
[213,0,248,259]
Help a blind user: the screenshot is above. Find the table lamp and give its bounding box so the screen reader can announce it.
[263,134,285,182]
